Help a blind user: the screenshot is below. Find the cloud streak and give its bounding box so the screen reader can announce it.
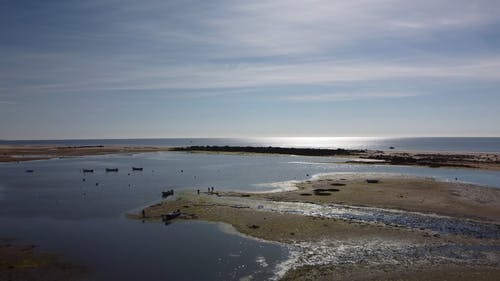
[4,55,500,94]
[1,0,500,139]
[285,92,420,102]
[2,0,500,98]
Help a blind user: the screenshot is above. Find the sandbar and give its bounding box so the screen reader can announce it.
[133,173,500,281]
[0,145,172,162]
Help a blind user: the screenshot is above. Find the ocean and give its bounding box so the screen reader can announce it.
[1,139,500,280]
[2,137,500,152]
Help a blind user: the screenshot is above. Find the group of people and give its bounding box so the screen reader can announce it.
[197,186,215,194]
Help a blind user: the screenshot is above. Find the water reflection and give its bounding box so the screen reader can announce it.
[1,151,500,280]
[0,217,288,281]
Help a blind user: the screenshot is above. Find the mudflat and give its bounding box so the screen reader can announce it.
[249,173,500,223]
[134,173,500,281]
[0,145,172,162]
[0,241,85,281]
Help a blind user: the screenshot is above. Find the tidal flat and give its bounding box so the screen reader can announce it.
[136,173,500,280]
[3,145,500,280]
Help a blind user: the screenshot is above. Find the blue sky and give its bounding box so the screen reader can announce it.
[1,0,500,139]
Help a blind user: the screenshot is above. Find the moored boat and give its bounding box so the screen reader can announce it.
[162,189,174,198]
[161,210,181,221]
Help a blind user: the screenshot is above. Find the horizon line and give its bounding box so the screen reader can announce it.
[2,135,500,141]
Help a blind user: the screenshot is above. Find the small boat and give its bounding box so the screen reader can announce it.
[389,146,395,150]
[162,190,174,198]
[132,167,143,171]
[105,168,119,172]
[83,169,94,173]
[25,169,34,173]
[366,179,379,184]
[161,210,181,221]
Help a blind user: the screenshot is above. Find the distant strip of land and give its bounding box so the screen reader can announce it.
[173,145,500,170]
[2,145,500,171]
[0,145,172,162]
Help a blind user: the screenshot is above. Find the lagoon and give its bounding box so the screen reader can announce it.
[2,151,500,280]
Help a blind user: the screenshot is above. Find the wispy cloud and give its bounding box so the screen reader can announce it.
[285,92,420,102]
[0,101,18,105]
[4,55,500,94]
[1,0,500,138]
[2,1,500,97]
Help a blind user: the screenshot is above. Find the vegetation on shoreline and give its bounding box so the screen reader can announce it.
[171,145,366,156]
[0,242,85,281]
[174,145,500,170]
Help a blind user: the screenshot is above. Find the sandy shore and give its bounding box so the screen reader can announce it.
[4,145,500,279]
[0,240,85,281]
[247,174,500,223]
[133,173,500,280]
[0,145,173,162]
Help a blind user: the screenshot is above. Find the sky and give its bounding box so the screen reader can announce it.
[1,0,500,139]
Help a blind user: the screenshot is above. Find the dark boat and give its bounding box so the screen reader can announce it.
[366,179,379,183]
[132,167,143,171]
[105,168,119,172]
[161,210,181,221]
[83,169,94,173]
[162,190,174,198]
[25,169,34,173]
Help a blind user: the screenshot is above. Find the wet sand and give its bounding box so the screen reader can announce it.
[0,145,172,162]
[134,174,500,281]
[281,263,500,281]
[4,145,500,279]
[247,174,500,223]
[0,241,85,281]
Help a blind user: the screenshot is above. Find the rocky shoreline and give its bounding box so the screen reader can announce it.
[173,146,500,170]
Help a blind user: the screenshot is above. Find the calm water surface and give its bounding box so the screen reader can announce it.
[2,151,500,280]
[2,137,500,152]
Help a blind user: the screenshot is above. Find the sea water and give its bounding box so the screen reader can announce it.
[1,151,500,280]
[2,137,500,152]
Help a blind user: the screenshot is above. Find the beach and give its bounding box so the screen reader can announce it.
[2,145,500,280]
[3,0,499,277]
[135,173,500,280]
